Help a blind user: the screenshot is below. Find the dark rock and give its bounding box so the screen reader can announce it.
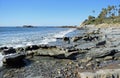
[53,54,66,59]
[67,52,80,60]
[4,53,26,67]
[2,47,16,55]
[25,46,31,51]
[39,45,56,49]
[30,45,39,50]
[0,47,8,51]
[23,25,34,28]
[96,40,106,46]
[25,45,39,51]
[63,37,70,41]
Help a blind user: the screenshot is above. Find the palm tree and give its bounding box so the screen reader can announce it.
[107,5,112,17]
[118,9,120,16]
[111,5,115,16]
[118,5,120,16]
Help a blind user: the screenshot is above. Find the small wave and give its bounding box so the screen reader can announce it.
[39,28,76,44]
[54,28,76,38]
[39,38,56,44]
[0,28,76,48]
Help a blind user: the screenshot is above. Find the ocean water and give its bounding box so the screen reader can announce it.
[0,27,76,48]
[0,27,78,67]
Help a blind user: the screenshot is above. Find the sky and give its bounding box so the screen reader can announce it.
[0,0,120,26]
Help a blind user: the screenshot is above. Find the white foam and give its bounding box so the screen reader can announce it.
[54,28,76,38]
[39,28,76,44]
[39,37,56,44]
[0,53,4,67]
[0,28,76,47]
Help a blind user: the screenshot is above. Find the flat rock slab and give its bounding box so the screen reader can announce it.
[87,48,118,58]
[75,42,96,50]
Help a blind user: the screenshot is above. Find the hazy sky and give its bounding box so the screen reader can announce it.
[0,0,120,26]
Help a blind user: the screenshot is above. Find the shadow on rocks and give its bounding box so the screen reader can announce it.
[5,59,32,68]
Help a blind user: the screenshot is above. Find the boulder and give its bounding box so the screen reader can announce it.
[96,40,106,46]
[25,45,39,51]
[30,45,39,50]
[3,53,26,67]
[0,47,8,51]
[63,37,70,41]
[2,47,16,55]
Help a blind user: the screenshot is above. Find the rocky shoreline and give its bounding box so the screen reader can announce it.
[0,25,120,78]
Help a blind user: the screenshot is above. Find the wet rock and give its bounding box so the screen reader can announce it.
[63,37,70,41]
[2,47,16,55]
[71,36,82,42]
[30,45,39,50]
[4,53,26,67]
[96,40,106,46]
[53,54,66,59]
[25,45,39,51]
[0,47,8,51]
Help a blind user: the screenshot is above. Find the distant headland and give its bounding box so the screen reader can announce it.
[23,25,34,28]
